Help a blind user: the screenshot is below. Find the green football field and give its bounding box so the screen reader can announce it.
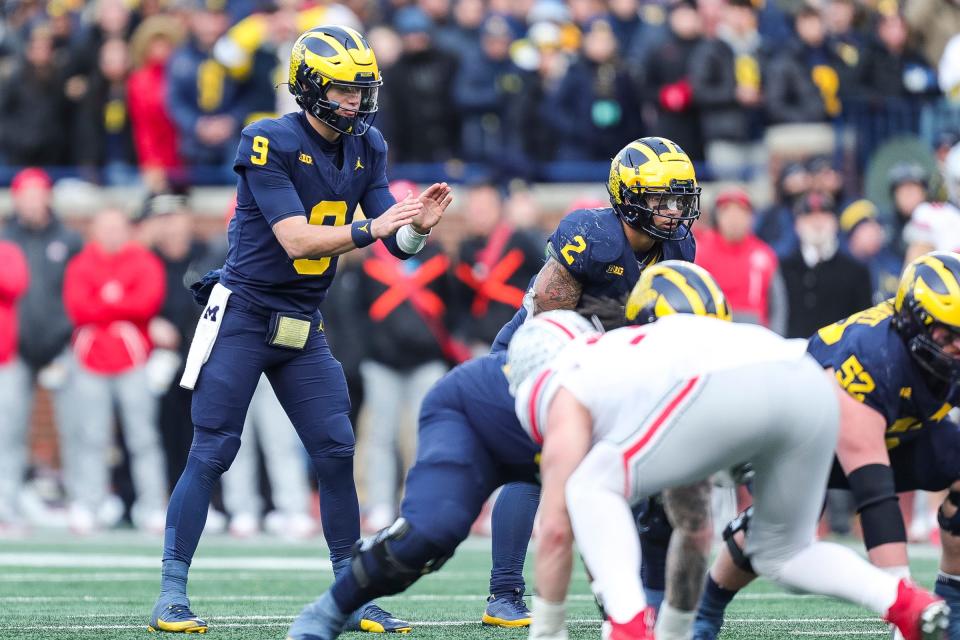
[0,531,941,639]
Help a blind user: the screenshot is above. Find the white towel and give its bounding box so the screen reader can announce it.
[180,283,233,390]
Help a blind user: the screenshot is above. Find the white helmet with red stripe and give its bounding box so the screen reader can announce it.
[508,310,598,445]
[506,310,598,396]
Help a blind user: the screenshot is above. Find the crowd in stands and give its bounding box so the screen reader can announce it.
[1,0,959,185]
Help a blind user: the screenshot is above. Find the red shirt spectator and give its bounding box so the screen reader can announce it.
[64,209,166,375]
[696,188,787,332]
[127,16,184,181]
[0,241,29,365]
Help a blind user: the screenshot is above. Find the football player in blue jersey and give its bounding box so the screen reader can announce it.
[284,312,597,640]
[692,252,960,640]
[483,137,700,627]
[147,25,452,634]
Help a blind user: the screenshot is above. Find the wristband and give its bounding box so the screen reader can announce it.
[351,219,375,248]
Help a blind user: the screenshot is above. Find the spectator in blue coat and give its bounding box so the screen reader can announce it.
[166,0,247,176]
[453,15,532,172]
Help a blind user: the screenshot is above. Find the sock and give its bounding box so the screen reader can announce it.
[761,542,898,613]
[288,591,350,640]
[490,482,539,596]
[530,596,567,640]
[935,573,960,640]
[312,455,361,566]
[692,574,737,640]
[656,602,696,640]
[159,559,189,599]
[643,588,665,614]
[162,454,223,566]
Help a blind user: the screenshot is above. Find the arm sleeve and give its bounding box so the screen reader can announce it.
[236,128,305,225]
[767,266,789,336]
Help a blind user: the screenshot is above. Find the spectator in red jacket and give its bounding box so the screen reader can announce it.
[0,240,30,529]
[695,187,788,333]
[63,207,169,534]
[127,16,184,192]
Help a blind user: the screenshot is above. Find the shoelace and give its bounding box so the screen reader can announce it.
[165,604,198,619]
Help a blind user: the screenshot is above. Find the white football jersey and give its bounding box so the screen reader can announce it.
[903,202,960,253]
[516,315,810,445]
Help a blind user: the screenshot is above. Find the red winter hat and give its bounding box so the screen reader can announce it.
[11,167,52,194]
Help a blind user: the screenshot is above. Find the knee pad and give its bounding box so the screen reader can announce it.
[189,426,241,474]
[848,464,905,549]
[938,491,960,536]
[722,507,755,574]
[351,518,453,593]
[302,414,355,459]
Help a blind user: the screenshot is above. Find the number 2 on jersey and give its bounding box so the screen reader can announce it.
[293,201,348,276]
[560,235,587,265]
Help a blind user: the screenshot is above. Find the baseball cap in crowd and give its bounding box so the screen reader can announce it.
[794,191,836,216]
[714,187,752,211]
[482,14,516,40]
[11,168,53,194]
[887,162,928,192]
[839,199,879,234]
[394,7,433,35]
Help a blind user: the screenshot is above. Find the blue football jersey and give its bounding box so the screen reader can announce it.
[491,207,697,351]
[445,351,541,466]
[807,300,958,449]
[221,112,394,314]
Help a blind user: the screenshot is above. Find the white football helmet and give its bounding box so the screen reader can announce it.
[506,310,598,396]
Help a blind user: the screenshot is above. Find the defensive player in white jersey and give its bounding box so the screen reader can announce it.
[905,144,960,262]
[507,262,949,640]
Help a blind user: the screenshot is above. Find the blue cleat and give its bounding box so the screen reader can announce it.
[148,598,208,634]
[482,589,532,628]
[346,603,413,633]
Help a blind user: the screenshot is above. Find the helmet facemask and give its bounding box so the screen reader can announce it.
[296,71,380,136]
[897,298,960,385]
[614,182,701,241]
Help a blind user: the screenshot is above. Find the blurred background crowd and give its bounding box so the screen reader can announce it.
[1,0,960,541]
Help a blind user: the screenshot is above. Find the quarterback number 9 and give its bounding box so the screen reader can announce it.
[251,135,269,166]
[293,201,349,276]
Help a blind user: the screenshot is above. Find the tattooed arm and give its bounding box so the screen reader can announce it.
[658,480,714,638]
[531,257,584,314]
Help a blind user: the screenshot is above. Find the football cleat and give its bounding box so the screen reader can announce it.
[602,607,656,640]
[148,601,208,634]
[482,589,533,627]
[347,603,412,633]
[885,579,949,640]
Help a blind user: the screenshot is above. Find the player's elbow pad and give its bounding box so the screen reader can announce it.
[847,463,906,549]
